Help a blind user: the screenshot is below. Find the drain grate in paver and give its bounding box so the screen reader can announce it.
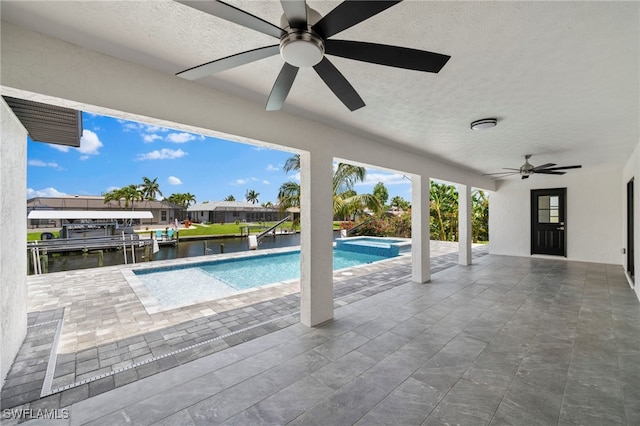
[0,309,64,410]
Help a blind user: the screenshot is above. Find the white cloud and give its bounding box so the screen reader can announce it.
[143,134,163,143]
[120,120,169,134]
[78,129,103,156]
[166,132,196,143]
[79,155,89,161]
[27,187,67,198]
[50,144,70,153]
[28,160,62,170]
[106,186,120,192]
[144,124,169,133]
[266,164,279,172]
[168,176,183,185]
[262,180,270,185]
[47,129,102,157]
[356,173,410,186]
[231,177,259,185]
[137,148,187,160]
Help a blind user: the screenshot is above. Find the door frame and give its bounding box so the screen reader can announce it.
[627,178,634,281]
[531,187,567,257]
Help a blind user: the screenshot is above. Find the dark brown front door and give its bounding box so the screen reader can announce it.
[531,188,566,256]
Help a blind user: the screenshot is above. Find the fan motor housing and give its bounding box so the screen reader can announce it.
[280,31,325,67]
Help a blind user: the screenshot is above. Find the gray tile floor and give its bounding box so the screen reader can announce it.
[7,253,637,425]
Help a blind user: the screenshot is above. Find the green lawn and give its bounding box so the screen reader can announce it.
[176,222,295,237]
[27,231,59,241]
[28,220,344,241]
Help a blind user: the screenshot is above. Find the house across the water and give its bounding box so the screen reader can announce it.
[27,196,182,228]
[187,201,286,224]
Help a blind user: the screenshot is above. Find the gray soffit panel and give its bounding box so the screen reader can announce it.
[3,96,82,147]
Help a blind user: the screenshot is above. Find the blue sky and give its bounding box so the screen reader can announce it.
[27,113,412,204]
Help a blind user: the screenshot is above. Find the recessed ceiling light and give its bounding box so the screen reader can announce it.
[470,118,497,130]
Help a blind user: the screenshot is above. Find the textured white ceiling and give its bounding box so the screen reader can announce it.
[2,1,638,177]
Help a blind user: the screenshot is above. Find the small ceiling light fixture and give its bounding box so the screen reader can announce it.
[470,118,497,130]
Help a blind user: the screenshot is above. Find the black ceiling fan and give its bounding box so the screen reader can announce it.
[483,154,582,180]
[176,0,450,111]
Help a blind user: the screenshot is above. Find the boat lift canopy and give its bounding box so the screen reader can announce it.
[28,210,153,220]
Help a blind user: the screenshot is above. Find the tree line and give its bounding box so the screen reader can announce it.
[274,155,489,243]
[102,177,196,209]
[102,168,489,242]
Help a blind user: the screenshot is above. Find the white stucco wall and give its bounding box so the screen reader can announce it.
[622,143,640,300]
[489,163,623,264]
[0,99,28,387]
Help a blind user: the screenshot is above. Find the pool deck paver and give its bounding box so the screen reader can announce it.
[1,241,483,413]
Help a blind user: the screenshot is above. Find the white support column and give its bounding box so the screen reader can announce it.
[411,174,430,283]
[458,184,473,265]
[1,99,28,385]
[299,150,334,327]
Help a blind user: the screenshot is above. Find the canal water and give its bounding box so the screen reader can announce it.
[36,233,327,274]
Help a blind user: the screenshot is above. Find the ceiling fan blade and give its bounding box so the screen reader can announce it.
[534,170,566,175]
[502,168,521,171]
[266,63,299,111]
[177,0,284,38]
[313,57,365,111]
[482,171,519,176]
[312,1,401,39]
[487,174,520,180]
[532,163,556,171]
[539,165,582,171]
[176,45,280,80]
[325,40,450,73]
[280,0,307,29]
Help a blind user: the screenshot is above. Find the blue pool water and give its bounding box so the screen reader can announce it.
[335,236,410,257]
[133,248,393,309]
[200,250,385,290]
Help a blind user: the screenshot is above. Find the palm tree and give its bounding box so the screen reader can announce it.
[430,181,458,241]
[277,154,381,216]
[472,189,489,242]
[390,196,410,211]
[223,195,236,201]
[245,189,259,204]
[166,193,196,209]
[103,188,123,208]
[183,192,196,208]
[282,154,300,174]
[277,181,300,210]
[140,176,162,200]
[121,184,143,209]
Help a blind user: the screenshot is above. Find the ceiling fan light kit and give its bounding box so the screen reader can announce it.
[470,118,497,130]
[279,31,324,67]
[176,0,450,111]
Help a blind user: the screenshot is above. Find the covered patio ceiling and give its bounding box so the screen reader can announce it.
[1,1,638,177]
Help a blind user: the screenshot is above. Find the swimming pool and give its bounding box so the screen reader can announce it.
[128,247,395,311]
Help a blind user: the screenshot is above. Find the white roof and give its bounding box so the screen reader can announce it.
[188,201,277,212]
[28,210,153,220]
